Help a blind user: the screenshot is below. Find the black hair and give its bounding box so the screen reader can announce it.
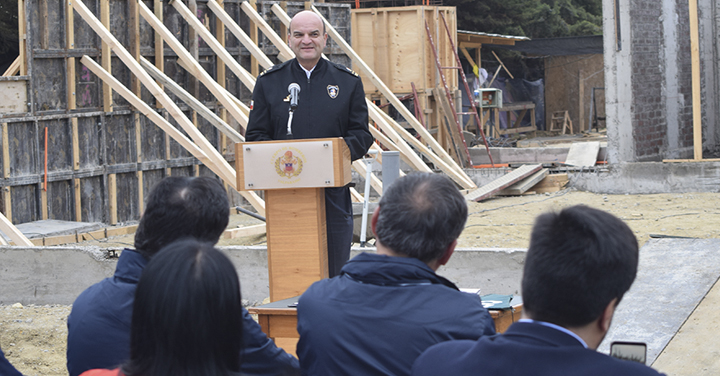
[122,239,243,376]
[374,172,467,263]
[521,205,639,327]
[134,177,229,259]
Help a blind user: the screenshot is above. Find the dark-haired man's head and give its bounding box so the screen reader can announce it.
[372,172,466,268]
[133,176,229,259]
[521,205,639,349]
[125,239,243,376]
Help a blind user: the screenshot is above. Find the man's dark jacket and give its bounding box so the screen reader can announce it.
[245,57,373,277]
[0,346,22,376]
[66,249,299,376]
[296,252,496,376]
[411,321,666,376]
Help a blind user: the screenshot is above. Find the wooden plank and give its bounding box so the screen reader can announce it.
[18,0,26,76]
[465,164,543,202]
[154,0,163,109]
[249,0,259,77]
[137,1,249,128]
[42,233,78,246]
[2,57,20,77]
[2,123,9,178]
[689,0,702,160]
[108,173,117,225]
[80,229,106,241]
[140,57,244,142]
[2,186,11,224]
[223,224,267,239]
[100,0,112,112]
[171,0,256,91]
[352,159,383,197]
[565,141,600,167]
[0,211,33,246]
[663,158,720,163]
[498,168,549,196]
[106,224,139,237]
[310,5,471,186]
[433,87,465,167]
[74,178,82,222]
[242,2,294,61]
[532,173,569,189]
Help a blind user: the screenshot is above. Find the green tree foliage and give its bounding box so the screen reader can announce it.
[446,0,602,38]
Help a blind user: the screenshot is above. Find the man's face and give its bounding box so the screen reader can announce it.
[288,12,327,69]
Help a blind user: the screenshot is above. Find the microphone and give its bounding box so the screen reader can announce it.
[288,83,300,111]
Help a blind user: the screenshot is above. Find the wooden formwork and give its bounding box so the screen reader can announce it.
[351,6,458,133]
[0,0,351,226]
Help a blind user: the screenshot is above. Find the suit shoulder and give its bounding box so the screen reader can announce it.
[328,60,360,78]
[258,60,291,78]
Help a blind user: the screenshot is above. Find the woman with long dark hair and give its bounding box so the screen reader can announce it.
[81,239,244,376]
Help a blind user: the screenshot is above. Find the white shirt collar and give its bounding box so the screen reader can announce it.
[298,61,316,79]
[518,319,589,348]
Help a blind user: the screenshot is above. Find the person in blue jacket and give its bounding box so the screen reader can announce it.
[412,205,666,376]
[66,176,299,376]
[296,173,496,376]
[1,345,22,376]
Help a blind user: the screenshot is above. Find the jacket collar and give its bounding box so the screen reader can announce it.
[340,252,459,290]
[292,57,327,79]
[113,248,148,284]
[501,321,587,348]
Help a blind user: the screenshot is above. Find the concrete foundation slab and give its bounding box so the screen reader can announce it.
[13,220,104,239]
[598,238,720,364]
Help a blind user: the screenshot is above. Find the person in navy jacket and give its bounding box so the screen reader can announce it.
[412,205,666,376]
[245,10,373,277]
[66,177,299,376]
[1,345,22,376]
[296,173,496,376]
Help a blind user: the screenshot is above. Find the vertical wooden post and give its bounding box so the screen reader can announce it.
[18,0,27,75]
[249,0,259,77]
[2,122,10,221]
[279,1,288,43]
[39,0,49,49]
[129,0,144,213]
[578,67,584,132]
[689,0,702,160]
[101,0,112,111]
[67,0,82,222]
[108,173,117,224]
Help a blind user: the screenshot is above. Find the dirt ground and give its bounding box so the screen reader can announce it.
[2,188,720,375]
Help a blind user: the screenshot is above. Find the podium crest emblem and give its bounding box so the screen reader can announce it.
[327,85,339,99]
[275,150,303,178]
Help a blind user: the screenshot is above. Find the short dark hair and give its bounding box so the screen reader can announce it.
[522,205,639,327]
[134,176,229,258]
[374,172,467,263]
[123,239,243,376]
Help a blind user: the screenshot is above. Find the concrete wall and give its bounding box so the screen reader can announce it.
[602,0,718,162]
[0,246,526,306]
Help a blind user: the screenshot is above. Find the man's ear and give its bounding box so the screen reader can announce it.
[437,239,457,267]
[599,297,618,333]
[370,207,380,238]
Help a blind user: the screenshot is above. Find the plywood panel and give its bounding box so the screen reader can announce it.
[8,122,38,175]
[76,61,100,109]
[115,172,138,222]
[77,116,102,168]
[41,119,73,171]
[105,114,135,165]
[80,176,105,223]
[10,185,38,224]
[0,81,28,114]
[32,59,67,112]
[47,180,74,221]
[140,114,167,162]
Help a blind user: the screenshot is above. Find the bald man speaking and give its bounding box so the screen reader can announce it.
[245,11,373,277]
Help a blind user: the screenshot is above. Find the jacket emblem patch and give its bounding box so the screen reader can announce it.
[327,85,339,99]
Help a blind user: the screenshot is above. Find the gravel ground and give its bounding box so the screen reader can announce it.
[3,188,720,375]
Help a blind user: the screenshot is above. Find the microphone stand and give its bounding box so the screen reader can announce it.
[286,108,294,139]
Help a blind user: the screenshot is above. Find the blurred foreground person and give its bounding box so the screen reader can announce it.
[297,173,496,376]
[80,239,243,376]
[412,205,665,376]
[67,176,299,376]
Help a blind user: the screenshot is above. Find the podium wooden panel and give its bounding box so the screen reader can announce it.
[236,138,351,301]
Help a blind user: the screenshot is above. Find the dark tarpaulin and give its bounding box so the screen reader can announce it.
[487,35,603,56]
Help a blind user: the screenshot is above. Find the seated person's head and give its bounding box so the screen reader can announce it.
[521,205,639,346]
[373,172,466,265]
[122,239,243,376]
[134,176,229,259]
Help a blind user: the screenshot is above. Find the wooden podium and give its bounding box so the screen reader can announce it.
[235,138,352,302]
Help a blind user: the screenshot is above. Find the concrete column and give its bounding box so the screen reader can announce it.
[661,0,681,159]
[700,0,720,152]
[603,0,635,163]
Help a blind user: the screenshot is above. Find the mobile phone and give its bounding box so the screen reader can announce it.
[610,341,647,364]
